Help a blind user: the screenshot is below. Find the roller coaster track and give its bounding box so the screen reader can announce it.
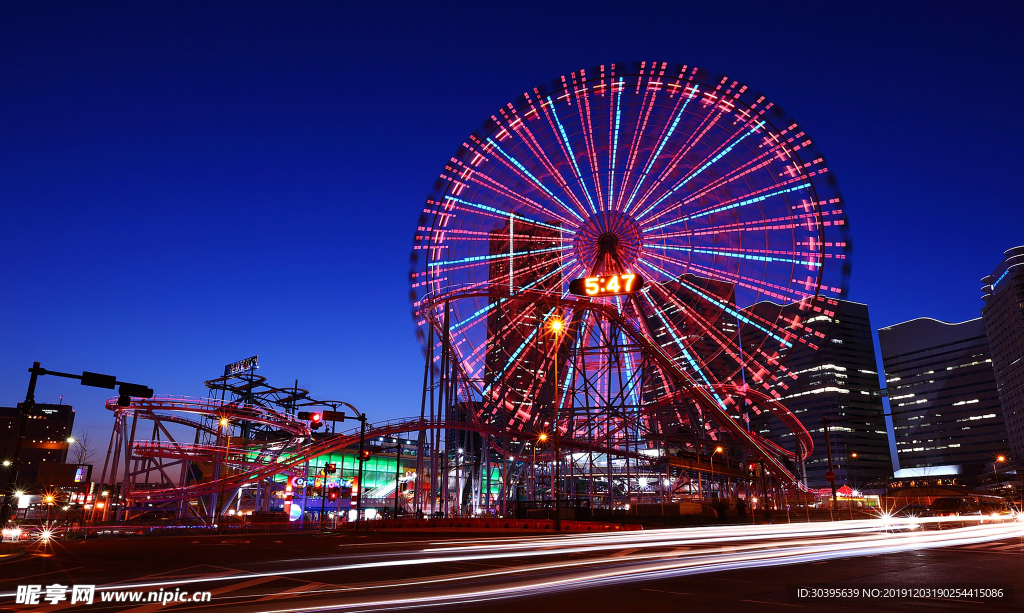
[110,287,810,503]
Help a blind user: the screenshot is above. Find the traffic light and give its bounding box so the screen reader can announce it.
[328,490,338,501]
[361,450,370,459]
[297,412,324,429]
[116,382,154,406]
[325,463,337,474]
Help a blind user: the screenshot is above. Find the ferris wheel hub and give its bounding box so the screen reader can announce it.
[573,211,643,273]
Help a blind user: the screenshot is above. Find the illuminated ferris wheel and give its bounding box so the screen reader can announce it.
[410,62,849,483]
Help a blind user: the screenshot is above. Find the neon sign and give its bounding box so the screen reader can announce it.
[224,355,259,377]
[568,273,645,297]
[290,476,349,489]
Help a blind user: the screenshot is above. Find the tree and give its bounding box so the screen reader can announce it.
[70,431,94,466]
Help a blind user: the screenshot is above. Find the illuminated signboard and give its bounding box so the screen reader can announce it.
[290,476,349,489]
[224,355,259,377]
[568,273,645,297]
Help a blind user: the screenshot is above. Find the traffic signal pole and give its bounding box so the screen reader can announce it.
[1,362,152,526]
[356,415,366,532]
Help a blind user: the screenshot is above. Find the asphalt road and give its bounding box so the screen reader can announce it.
[1,519,1021,612]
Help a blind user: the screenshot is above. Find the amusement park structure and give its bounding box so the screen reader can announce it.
[97,61,850,524]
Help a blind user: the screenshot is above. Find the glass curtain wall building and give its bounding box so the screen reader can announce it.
[981,246,1024,459]
[878,317,1006,474]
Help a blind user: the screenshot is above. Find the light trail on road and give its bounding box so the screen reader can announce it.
[2,517,1020,611]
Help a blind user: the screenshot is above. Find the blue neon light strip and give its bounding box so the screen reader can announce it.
[643,292,729,411]
[608,79,623,210]
[643,243,822,268]
[546,96,598,215]
[638,257,792,349]
[484,139,584,222]
[624,85,698,213]
[992,267,1011,289]
[428,244,564,268]
[642,182,811,232]
[635,120,766,220]
[482,307,556,395]
[445,196,567,231]
[451,259,576,331]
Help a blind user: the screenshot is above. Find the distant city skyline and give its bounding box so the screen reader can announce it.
[2,3,1022,451]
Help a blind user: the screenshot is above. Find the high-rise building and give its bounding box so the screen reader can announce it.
[878,317,1006,473]
[748,299,889,489]
[0,403,75,488]
[981,245,1024,458]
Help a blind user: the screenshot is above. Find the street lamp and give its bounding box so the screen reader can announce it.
[532,434,546,501]
[547,316,564,532]
[994,455,1006,490]
[710,446,723,500]
[215,417,232,527]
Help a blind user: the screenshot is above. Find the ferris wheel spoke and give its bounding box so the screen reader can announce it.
[620,82,699,214]
[634,118,767,222]
[449,259,579,332]
[647,282,747,374]
[611,77,659,213]
[501,121,592,221]
[540,97,598,215]
[482,137,585,223]
[645,171,816,232]
[623,99,727,218]
[640,180,811,233]
[643,243,822,270]
[606,78,624,211]
[570,72,608,211]
[481,307,557,396]
[656,210,829,240]
[463,162,583,227]
[646,144,815,225]
[640,291,730,411]
[638,256,794,352]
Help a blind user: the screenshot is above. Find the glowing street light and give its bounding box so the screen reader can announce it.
[710,446,724,500]
[994,455,1007,486]
[546,314,565,531]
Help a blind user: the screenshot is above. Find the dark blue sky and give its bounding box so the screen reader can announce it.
[2,2,1021,445]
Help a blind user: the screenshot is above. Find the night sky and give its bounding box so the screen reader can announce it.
[2,2,1021,448]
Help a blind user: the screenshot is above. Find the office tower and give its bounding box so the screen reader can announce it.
[0,403,75,488]
[879,317,1006,472]
[749,300,889,488]
[981,246,1024,458]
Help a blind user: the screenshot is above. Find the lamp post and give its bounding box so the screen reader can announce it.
[994,455,1006,493]
[548,316,564,532]
[533,433,546,501]
[710,446,723,500]
[214,417,232,528]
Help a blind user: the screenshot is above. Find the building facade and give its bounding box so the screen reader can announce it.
[0,403,75,489]
[878,318,1006,473]
[981,246,1024,460]
[748,299,890,489]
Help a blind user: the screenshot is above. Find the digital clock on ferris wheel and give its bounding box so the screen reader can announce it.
[569,273,645,297]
